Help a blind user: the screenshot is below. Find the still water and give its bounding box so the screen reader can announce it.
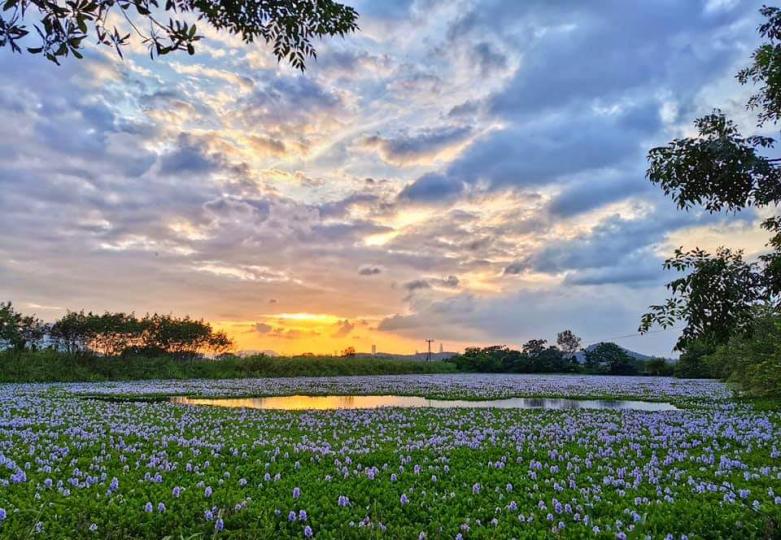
[172,395,677,411]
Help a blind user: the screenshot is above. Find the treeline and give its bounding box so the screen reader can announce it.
[0,302,231,358]
[447,339,673,376]
[0,350,456,383]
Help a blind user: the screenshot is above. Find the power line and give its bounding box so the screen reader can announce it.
[582,325,684,344]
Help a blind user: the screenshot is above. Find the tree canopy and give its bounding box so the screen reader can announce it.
[2,302,232,358]
[0,0,359,68]
[640,5,781,350]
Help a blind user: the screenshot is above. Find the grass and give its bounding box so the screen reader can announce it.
[0,350,456,383]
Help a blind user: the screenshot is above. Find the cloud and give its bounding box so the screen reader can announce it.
[361,126,472,165]
[159,133,224,175]
[255,322,273,334]
[331,319,355,338]
[397,173,466,204]
[403,279,432,293]
[0,1,764,357]
[358,265,383,276]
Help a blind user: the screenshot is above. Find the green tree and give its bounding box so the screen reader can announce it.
[644,357,674,377]
[521,339,547,357]
[640,5,781,349]
[584,342,637,375]
[49,310,93,353]
[556,329,582,358]
[704,310,781,395]
[639,247,763,351]
[0,301,45,351]
[0,0,358,69]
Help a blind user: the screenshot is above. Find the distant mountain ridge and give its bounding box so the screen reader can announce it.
[573,343,671,364]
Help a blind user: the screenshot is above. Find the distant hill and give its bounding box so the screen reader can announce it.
[573,343,671,364]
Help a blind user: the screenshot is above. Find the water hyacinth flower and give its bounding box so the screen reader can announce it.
[472,483,481,495]
[158,503,166,513]
[338,495,350,507]
[400,494,409,506]
[288,511,297,522]
[304,525,313,538]
[172,486,181,498]
[0,508,5,521]
[144,502,153,513]
[204,486,213,498]
[89,523,98,532]
[215,518,224,532]
[293,487,301,499]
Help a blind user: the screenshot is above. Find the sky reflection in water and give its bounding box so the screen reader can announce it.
[172,395,678,411]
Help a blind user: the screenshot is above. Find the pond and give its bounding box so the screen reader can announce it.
[171,394,678,411]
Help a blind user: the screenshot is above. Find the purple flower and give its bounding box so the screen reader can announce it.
[89,523,98,533]
[204,486,213,498]
[172,486,181,498]
[472,483,481,494]
[158,503,166,513]
[215,518,224,532]
[338,495,350,507]
[304,525,313,538]
[0,508,6,521]
[299,510,308,522]
[288,511,297,522]
[400,493,409,506]
[144,502,153,513]
[293,487,301,499]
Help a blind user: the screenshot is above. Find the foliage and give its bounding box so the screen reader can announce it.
[0,0,359,69]
[705,311,781,396]
[584,342,638,375]
[641,6,781,368]
[555,329,582,357]
[640,247,763,351]
[449,343,576,374]
[0,349,456,382]
[341,346,355,358]
[643,357,675,377]
[3,302,232,358]
[0,301,45,351]
[647,112,781,213]
[737,6,781,127]
[674,337,717,379]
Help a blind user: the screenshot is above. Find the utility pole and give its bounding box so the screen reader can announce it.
[425,339,434,361]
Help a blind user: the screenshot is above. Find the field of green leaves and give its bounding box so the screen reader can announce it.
[1,374,779,538]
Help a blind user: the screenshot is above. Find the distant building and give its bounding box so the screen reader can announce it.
[439,343,443,353]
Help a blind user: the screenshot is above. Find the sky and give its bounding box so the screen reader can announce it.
[0,0,772,356]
